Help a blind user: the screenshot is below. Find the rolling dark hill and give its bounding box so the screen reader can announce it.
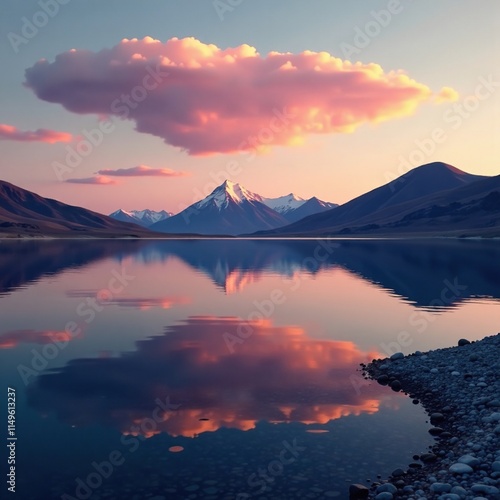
[0,180,154,237]
[253,163,492,236]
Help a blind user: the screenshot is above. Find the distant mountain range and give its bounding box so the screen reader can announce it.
[149,180,337,235]
[1,162,499,238]
[110,209,172,227]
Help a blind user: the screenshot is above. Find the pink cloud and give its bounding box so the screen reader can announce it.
[65,175,117,185]
[0,123,73,144]
[97,165,189,177]
[0,329,73,349]
[24,37,457,155]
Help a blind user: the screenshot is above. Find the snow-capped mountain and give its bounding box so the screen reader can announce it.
[150,180,337,235]
[110,209,172,227]
[260,193,337,222]
[283,197,338,223]
[151,180,289,235]
[260,193,306,214]
[195,180,265,210]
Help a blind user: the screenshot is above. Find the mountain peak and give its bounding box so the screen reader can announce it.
[109,208,172,227]
[411,162,468,176]
[198,180,263,210]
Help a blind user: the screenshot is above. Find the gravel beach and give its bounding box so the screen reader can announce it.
[356,333,500,500]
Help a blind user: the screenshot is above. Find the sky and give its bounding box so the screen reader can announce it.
[0,0,499,214]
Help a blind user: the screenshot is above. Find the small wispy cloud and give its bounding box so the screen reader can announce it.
[97,165,189,177]
[65,176,117,185]
[0,124,73,144]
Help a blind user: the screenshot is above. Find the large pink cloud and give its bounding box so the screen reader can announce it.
[97,165,189,177]
[0,124,73,144]
[25,37,456,155]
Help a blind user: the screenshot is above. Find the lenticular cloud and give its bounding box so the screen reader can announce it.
[25,36,456,156]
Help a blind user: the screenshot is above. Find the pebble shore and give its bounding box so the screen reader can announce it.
[356,333,500,500]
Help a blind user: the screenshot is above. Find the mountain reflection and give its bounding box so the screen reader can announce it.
[0,239,144,296]
[27,316,385,437]
[132,239,500,308]
[2,238,500,308]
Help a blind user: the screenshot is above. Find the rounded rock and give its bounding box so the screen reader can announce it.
[449,463,473,474]
[390,352,404,361]
[458,338,470,346]
[429,427,444,436]
[430,482,452,493]
[420,453,437,463]
[451,486,467,496]
[348,483,369,499]
[430,412,445,424]
[374,493,393,500]
[471,484,500,495]
[391,468,405,477]
[390,380,402,392]
[376,483,397,494]
[457,454,480,467]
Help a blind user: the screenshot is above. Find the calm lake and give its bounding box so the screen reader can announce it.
[1,238,500,500]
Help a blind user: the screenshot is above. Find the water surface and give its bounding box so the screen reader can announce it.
[1,238,499,499]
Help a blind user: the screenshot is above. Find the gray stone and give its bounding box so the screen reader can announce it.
[376,483,397,494]
[430,483,452,493]
[430,412,445,423]
[457,454,480,467]
[451,485,467,496]
[471,484,500,495]
[492,461,500,472]
[390,352,404,361]
[391,468,405,477]
[349,484,369,499]
[420,453,438,463]
[449,463,473,474]
[429,427,444,436]
[390,380,402,391]
[458,338,470,346]
[374,493,393,500]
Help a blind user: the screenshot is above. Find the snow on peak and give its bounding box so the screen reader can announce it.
[111,208,133,217]
[110,209,171,224]
[196,180,264,210]
[261,193,306,214]
[130,209,172,223]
